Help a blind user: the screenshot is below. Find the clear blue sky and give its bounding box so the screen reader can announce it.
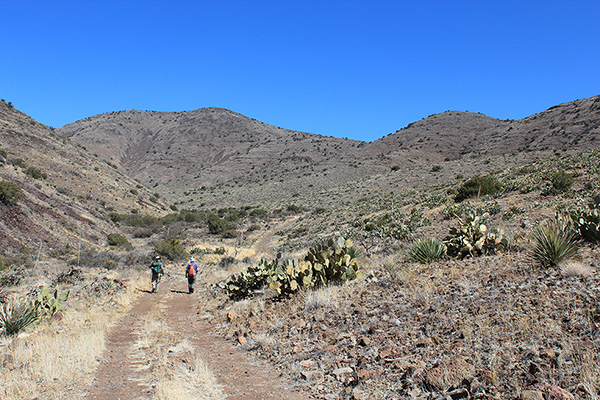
[2,0,599,142]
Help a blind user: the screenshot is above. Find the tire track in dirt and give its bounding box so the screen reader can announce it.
[84,292,155,400]
[163,284,309,400]
[84,278,309,400]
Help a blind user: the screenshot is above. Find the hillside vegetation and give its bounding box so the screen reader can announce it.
[1,96,599,399]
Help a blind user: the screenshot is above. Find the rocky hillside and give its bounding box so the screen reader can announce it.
[372,95,600,161]
[0,100,166,257]
[58,96,600,209]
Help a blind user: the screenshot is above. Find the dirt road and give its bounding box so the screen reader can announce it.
[84,277,309,400]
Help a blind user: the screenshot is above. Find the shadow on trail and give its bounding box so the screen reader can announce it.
[170,289,189,294]
[136,288,153,294]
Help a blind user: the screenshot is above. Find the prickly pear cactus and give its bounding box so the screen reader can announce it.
[36,286,69,318]
[569,202,600,242]
[444,212,508,258]
[221,237,363,299]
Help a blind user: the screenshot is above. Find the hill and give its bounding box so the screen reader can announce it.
[0,100,166,258]
[58,96,600,209]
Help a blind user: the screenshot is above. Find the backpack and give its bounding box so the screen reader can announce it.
[151,261,163,274]
[187,262,197,276]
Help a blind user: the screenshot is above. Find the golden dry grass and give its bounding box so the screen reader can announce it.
[0,270,147,399]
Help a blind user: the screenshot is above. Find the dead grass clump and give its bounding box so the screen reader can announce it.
[561,261,593,277]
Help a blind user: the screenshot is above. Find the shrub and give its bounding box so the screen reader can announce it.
[207,214,235,234]
[530,219,580,267]
[0,180,24,205]
[391,165,401,171]
[107,233,133,250]
[455,175,503,202]
[130,188,139,195]
[430,165,442,172]
[24,166,47,180]
[0,300,39,336]
[409,237,447,264]
[550,171,573,192]
[9,158,27,169]
[153,237,189,261]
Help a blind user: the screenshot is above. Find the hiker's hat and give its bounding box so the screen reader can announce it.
[155,255,161,260]
[190,257,196,262]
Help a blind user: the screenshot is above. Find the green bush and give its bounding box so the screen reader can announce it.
[153,237,189,261]
[24,167,47,180]
[409,237,447,263]
[0,180,24,205]
[9,158,27,169]
[207,214,235,234]
[455,175,503,202]
[107,233,133,250]
[530,219,580,267]
[550,171,574,192]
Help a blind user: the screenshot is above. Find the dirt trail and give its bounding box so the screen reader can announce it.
[84,278,309,400]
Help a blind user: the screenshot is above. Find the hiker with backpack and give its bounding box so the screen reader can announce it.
[185,257,199,294]
[149,255,164,293]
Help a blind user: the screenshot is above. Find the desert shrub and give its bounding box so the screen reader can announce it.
[550,171,574,192]
[409,237,447,264]
[391,165,401,171]
[0,257,6,271]
[207,214,235,234]
[0,149,7,159]
[0,179,24,205]
[130,188,139,195]
[0,300,39,336]
[214,247,226,255]
[153,237,188,261]
[73,250,121,270]
[24,166,47,180]
[431,165,442,172]
[9,158,27,169]
[107,233,133,250]
[169,204,178,211]
[219,256,236,268]
[455,175,503,202]
[444,212,508,259]
[132,228,153,238]
[249,208,268,218]
[530,218,580,267]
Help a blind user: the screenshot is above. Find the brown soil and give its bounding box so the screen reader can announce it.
[84,278,309,400]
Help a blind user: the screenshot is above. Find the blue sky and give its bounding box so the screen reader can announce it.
[2,0,599,142]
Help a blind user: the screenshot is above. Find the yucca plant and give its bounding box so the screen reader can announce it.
[409,237,447,264]
[0,300,39,336]
[530,219,581,267]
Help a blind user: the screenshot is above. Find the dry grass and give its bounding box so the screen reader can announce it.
[131,303,224,400]
[0,270,146,399]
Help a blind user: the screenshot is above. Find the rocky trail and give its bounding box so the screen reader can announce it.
[84,277,309,400]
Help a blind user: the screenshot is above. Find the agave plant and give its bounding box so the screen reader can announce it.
[409,237,447,264]
[0,300,39,336]
[530,219,581,267]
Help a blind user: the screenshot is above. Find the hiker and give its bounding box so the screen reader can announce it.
[149,255,164,293]
[185,257,199,294]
